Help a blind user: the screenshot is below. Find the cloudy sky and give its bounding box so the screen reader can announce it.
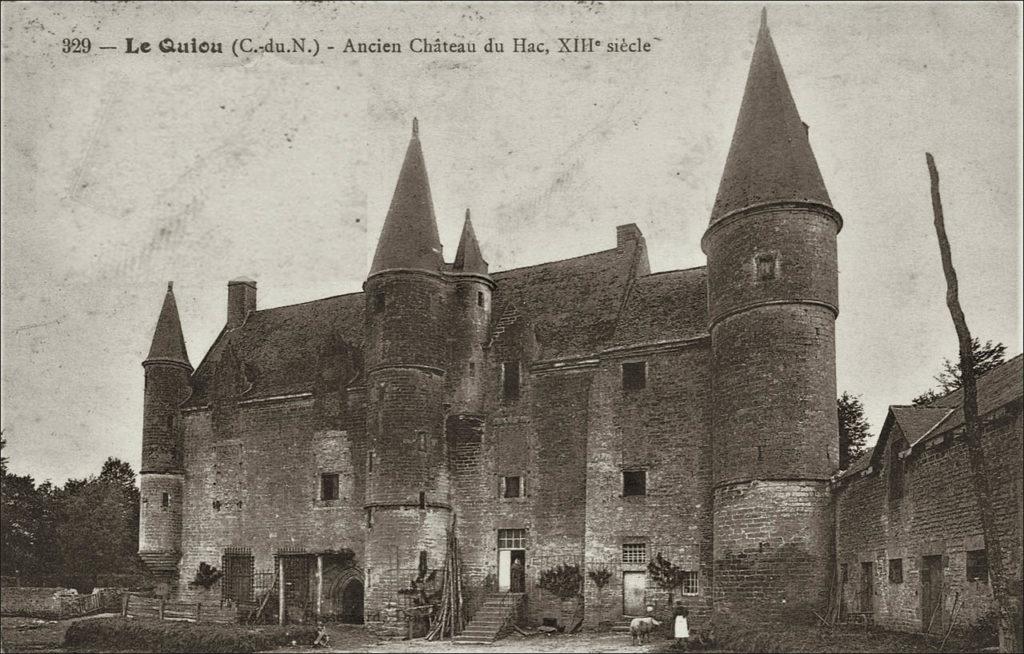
[2,2,1020,483]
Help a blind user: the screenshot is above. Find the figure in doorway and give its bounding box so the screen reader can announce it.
[510,557,525,593]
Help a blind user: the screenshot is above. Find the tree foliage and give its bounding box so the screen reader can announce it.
[912,338,1007,405]
[0,435,142,584]
[837,392,871,470]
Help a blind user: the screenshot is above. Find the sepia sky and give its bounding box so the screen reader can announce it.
[1,2,1021,484]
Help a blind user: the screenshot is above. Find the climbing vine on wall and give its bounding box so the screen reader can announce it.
[587,567,612,589]
[538,563,582,599]
[189,561,224,589]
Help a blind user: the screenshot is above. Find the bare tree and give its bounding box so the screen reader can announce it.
[926,153,1020,652]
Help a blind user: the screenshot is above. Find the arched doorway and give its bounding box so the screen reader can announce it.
[324,566,364,624]
[339,578,364,624]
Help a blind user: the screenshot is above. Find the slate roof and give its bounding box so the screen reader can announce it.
[369,119,444,275]
[710,10,832,224]
[185,292,365,407]
[838,354,1023,480]
[490,248,638,360]
[146,283,191,369]
[453,210,488,275]
[609,267,709,348]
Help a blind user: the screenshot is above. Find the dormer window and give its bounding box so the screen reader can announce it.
[755,253,778,282]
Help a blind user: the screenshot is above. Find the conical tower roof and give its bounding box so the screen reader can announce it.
[710,10,832,224]
[453,209,488,275]
[369,118,444,275]
[145,282,191,369]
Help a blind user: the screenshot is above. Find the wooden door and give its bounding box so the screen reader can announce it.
[859,562,874,613]
[920,555,944,633]
[622,572,646,616]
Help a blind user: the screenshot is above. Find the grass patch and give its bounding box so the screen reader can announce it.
[64,617,317,653]
[687,615,939,653]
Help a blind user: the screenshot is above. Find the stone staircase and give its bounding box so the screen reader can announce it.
[453,593,523,645]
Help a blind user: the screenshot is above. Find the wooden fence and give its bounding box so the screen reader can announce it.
[122,593,238,624]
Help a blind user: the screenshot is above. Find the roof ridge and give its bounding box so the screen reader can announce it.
[491,247,621,276]
[252,290,365,314]
[641,265,708,278]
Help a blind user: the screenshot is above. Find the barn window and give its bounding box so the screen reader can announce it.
[966,550,988,582]
[888,558,903,584]
[623,470,647,496]
[755,253,777,281]
[681,571,699,595]
[501,476,522,498]
[502,361,520,401]
[621,543,647,564]
[320,473,340,501]
[622,361,647,391]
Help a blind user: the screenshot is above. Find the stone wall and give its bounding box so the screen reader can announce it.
[836,407,1023,634]
[583,344,714,627]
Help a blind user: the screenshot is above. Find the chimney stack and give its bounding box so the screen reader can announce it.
[227,277,257,329]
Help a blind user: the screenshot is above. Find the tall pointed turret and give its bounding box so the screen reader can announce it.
[369,118,444,275]
[710,9,832,223]
[453,209,488,275]
[704,11,841,623]
[145,282,191,369]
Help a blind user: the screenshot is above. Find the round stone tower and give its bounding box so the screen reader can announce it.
[703,12,841,621]
[363,119,453,633]
[139,282,192,592]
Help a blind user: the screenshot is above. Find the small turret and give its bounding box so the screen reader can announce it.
[453,209,488,275]
[139,282,192,593]
[449,209,493,414]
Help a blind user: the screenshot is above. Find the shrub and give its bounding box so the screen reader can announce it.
[64,617,316,653]
[537,563,582,600]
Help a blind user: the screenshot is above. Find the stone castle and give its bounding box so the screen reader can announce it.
[137,13,874,632]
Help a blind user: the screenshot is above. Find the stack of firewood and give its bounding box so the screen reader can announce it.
[426,516,465,640]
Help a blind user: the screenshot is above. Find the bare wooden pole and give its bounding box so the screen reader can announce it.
[926,153,1020,652]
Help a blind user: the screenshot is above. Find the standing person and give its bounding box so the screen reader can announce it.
[673,604,689,650]
[510,558,524,593]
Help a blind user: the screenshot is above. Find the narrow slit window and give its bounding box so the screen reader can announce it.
[161,492,170,508]
[622,361,647,391]
[419,491,426,509]
[373,291,385,313]
[468,362,476,377]
[502,361,520,401]
[477,291,485,307]
[755,253,777,281]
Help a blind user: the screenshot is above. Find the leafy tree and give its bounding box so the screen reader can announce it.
[837,392,871,470]
[647,552,689,607]
[0,435,59,577]
[912,338,1007,405]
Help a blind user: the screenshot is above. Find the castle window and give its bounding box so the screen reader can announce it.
[501,476,522,498]
[468,362,476,377]
[502,361,520,401]
[320,473,340,501]
[681,571,699,595]
[161,492,170,508]
[498,529,526,549]
[373,291,385,313]
[888,558,903,584]
[622,543,647,564]
[368,451,374,473]
[622,470,647,496]
[755,253,777,281]
[841,563,848,583]
[966,549,988,582]
[477,291,485,307]
[366,507,373,528]
[222,548,254,604]
[622,361,647,390]
[419,491,426,509]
